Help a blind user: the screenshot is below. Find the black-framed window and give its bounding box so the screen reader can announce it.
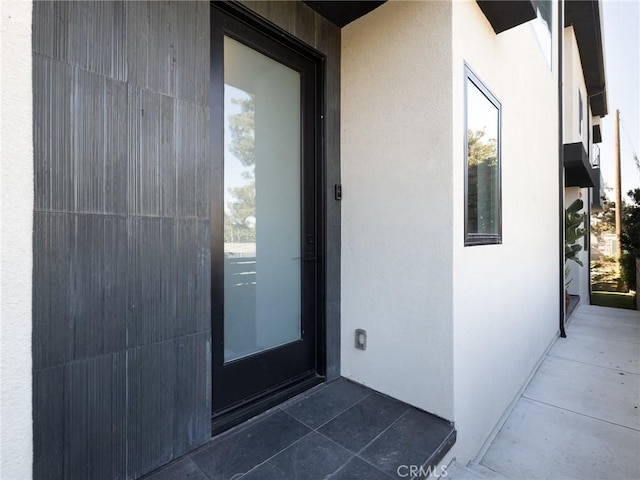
[578,90,583,137]
[464,65,502,246]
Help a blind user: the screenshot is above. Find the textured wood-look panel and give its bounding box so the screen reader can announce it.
[269,1,297,33]
[295,1,318,48]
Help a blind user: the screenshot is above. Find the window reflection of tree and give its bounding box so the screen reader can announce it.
[225,94,256,244]
[467,128,497,234]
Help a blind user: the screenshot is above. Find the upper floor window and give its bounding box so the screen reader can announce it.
[578,90,584,137]
[532,0,552,68]
[464,65,502,246]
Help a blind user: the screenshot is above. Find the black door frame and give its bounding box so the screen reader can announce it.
[210,1,327,434]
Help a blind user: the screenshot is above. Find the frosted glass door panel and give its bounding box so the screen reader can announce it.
[223,36,301,363]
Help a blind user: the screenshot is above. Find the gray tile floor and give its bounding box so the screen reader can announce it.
[144,378,455,480]
[449,304,640,479]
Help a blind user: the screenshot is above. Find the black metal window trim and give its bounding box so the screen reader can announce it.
[464,63,503,247]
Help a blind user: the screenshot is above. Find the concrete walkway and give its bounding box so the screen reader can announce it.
[449,304,640,480]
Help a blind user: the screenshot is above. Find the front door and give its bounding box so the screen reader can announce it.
[210,5,322,425]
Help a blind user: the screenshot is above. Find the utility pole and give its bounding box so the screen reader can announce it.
[614,109,622,260]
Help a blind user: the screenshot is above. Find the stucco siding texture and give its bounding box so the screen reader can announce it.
[451,0,560,464]
[32,2,211,479]
[341,0,455,420]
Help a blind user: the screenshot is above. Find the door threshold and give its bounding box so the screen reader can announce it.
[211,374,324,436]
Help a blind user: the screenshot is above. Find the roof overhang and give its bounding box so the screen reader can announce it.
[565,0,608,117]
[476,0,537,34]
[564,142,598,188]
[303,1,386,28]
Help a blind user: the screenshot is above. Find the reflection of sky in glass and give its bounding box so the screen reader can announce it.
[467,81,498,145]
[224,85,253,209]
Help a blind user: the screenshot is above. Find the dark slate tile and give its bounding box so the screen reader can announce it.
[74,67,107,214]
[146,1,177,97]
[176,220,210,336]
[67,1,126,80]
[191,410,310,480]
[103,76,129,214]
[174,332,212,457]
[33,1,70,62]
[33,366,65,480]
[127,87,176,217]
[175,2,197,103]
[101,215,128,353]
[195,105,211,219]
[65,352,128,480]
[284,378,370,429]
[127,339,178,479]
[319,393,409,453]
[359,409,455,477]
[33,55,74,213]
[329,457,392,480]
[242,433,352,480]
[125,1,150,90]
[176,99,198,218]
[144,457,208,480]
[127,217,177,347]
[194,1,210,107]
[33,212,75,369]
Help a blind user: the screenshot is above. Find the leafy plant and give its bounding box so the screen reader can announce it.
[565,198,588,267]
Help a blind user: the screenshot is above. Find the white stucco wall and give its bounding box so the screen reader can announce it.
[451,0,560,463]
[341,0,454,419]
[0,1,33,479]
[563,26,588,149]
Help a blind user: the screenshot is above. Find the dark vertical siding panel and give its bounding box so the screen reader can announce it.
[147,1,177,97]
[195,1,210,108]
[73,214,106,359]
[127,217,177,347]
[159,94,177,216]
[195,105,211,219]
[128,340,178,479]
[176,2,197,102]
[174,332,211,457]
[268,1,297,33]
[294,2,317,48]
[128,88,176,217]
[74,68,106,214]
[33,366,66,480]
[33,55,74,213]
[176,219,197,336]
[87,2,127,81]
[33,212,75,370]
[126,1,149,90]
[176,99,197,217]
[105,76,129,214]
[102,216,129,354]
[197,220,212,333]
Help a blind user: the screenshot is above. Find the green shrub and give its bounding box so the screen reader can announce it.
[620,251,636,292]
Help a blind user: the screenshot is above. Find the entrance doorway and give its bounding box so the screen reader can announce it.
[210,4,324,431]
